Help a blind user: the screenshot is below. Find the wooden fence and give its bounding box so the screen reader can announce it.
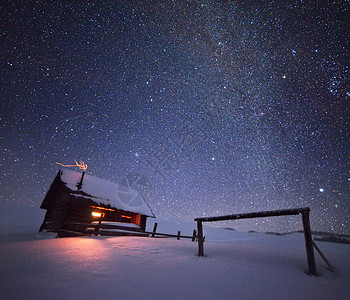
[85,221,197,241]
[194,207,317,276]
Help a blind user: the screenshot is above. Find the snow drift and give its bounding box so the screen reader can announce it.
[0,218,349,299]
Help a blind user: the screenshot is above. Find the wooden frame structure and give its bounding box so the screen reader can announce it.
[194,207,317,275]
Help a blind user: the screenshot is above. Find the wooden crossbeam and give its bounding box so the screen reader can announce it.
[195,207,317,276]
[194,207,310,222]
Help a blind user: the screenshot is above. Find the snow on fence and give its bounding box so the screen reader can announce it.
[194,207,317,276]
[149,222,197,241]
[85,221,197,241]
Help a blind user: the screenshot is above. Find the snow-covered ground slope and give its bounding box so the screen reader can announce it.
[1,219,349,300]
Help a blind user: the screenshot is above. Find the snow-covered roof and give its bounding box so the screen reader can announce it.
[59,169,155,217]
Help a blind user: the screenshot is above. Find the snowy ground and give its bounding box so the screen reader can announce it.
[1,218,349,300]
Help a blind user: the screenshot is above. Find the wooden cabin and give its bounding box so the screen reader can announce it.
[39,169,155,237]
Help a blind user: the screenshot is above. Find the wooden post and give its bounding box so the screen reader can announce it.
[177,231,181,240]
[151,223,158,237]
[77,171,85,190]
[192,230,197,242]
[197,220,204,256]
[302,212,317,275]
[312,240,334,272]
[94,218,102,236]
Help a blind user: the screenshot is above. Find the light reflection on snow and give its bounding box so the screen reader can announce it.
[1,222,350,299]
[49,237,112,273]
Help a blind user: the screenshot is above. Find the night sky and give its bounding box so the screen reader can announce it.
[1,1,349,234]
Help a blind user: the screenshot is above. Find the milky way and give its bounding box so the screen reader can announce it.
[1,1,349,233]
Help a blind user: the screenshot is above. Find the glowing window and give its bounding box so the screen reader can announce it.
[91,211,104,218]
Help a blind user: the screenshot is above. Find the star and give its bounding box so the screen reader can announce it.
[1,1,348,235]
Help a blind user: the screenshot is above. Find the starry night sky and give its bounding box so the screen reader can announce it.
[1,1,349,234]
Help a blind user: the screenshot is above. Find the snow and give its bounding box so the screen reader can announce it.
[1,218,349,300]
[86,221,144,235]
[60,169,155,217]
[90,221,141,228]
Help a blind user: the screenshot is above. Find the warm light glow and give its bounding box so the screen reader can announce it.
[121,215,132,219]
[91,211,104,218]
[56,160,88,171]
[90,206,115,212]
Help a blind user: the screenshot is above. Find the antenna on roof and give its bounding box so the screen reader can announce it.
[56,161,87,190]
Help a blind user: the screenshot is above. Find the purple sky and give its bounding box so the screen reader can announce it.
[1,1,349,234]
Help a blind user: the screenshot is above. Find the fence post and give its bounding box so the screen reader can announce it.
[94,218,102,236]
[152,223,158,237]
[177,231,181,240]
[312,240,334,272]
[197,220,204,256]
[192,230,197,242]
[302,211,317,275]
